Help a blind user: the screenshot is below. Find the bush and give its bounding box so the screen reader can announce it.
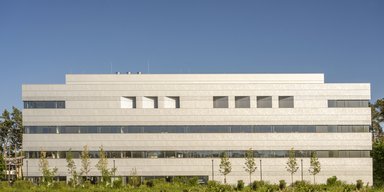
[293,180,313,192]
[251,180,265,190]
[236,180,244,190]
[174,176,199,186]
[146,180,154,188]
[356,179,364,190]
[327,176,338,186]
[279,180,286,190]
[112,177,123,188]
[82,180,92,188]
[207,180,234,192]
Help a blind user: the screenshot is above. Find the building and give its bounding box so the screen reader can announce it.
[22,73,372,184]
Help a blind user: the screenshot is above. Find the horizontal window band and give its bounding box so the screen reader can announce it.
[25,150,370,159]
[328,100,369,108]
[24,101,65,109]
[24,125,371,134]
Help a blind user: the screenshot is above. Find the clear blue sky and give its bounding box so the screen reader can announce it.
[0,0,383,111]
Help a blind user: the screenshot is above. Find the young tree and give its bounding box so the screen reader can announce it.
[244,148,257,186]
[129,167,140,187]
[66,149,78,187]
[286,147,299,186]
[308,151,321,184]
[96,145,116,185]
[39,149,58,186]
[80,145,91,181]
[219,152,231,184]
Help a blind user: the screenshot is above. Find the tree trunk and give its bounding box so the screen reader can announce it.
[314,175,316,185]
[291,173,293,186]
[249,173,251,187]
[224,175,226,184]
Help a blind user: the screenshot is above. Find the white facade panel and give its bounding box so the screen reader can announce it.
[21,73,372,184]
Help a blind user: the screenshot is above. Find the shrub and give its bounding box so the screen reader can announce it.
[327,176,338,186]
[236,180,244,190]
[112,177,123,188]
[174,176,199,187]
[279,180,286,190]
[251,180,265,190]
[146,180,154,188]
[207,180,234,192]
[356,179,364,190]
[293,180,313,192]
[82,180,92,188]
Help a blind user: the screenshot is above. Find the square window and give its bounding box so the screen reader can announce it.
[143,97,158,108]
[235,96,250,108]
[121,97,136,108]
[164,96,180,108]
[279,96,294,108]
[213,96,228,108]
[257,96,272,108]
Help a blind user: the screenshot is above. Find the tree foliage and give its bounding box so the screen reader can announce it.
[0,107,23,157]
[96,146,116,185]
[66,148,78,187]
[10,107,23,153]
[219,152,231,184]
[244,148,257,186]
[39,149,58,186]
[371,99,384,139]
[80,145,91,181]
[373,138,384,187]
[129,168,140,187]
[286,147,299,186]
[0,154,6,180]
[308,151,321,184]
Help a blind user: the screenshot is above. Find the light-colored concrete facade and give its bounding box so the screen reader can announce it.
[22,73,372,184]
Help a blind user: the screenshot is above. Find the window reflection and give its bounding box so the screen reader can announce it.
[25,125,371,134]
[25,150,370,159]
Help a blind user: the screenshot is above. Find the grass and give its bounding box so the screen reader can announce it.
[1,178,384,192]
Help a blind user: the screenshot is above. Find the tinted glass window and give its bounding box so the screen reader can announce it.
[132,151,145,158]
[100,126,121,133]
[60,126,80,134]
[213,96,228,108]
[257,96,272,108]
[279,96,294,108]
[328,100,369,108]
[24,101,65,109]
[27,126,57,134]
[235,96,250,108]
[254,126,272,133]
[123,126,143,133]
[230,125,253,133]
